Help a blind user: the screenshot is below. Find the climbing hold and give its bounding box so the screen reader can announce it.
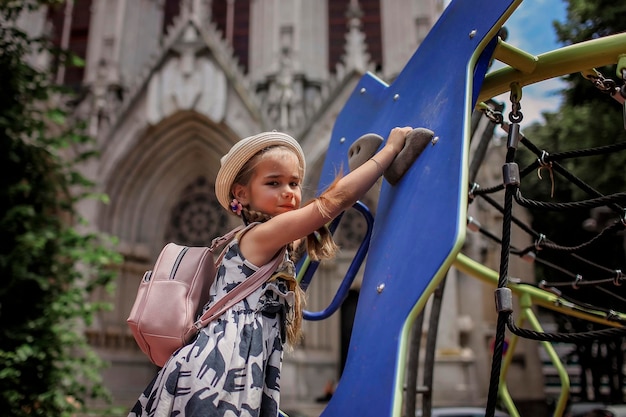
[347,133,384,171]
[384,127,435,185]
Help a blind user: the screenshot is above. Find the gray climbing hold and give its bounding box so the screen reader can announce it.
[384,127,434,185]
[347,133,384,171]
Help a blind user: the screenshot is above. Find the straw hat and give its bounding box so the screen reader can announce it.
[215,131,306,212]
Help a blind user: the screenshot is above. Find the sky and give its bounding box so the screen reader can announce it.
[444,0,569,124]
[490,0,569,124]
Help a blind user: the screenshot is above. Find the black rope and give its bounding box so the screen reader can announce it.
[515,190,626,212]
[485,120,518,417]
[530,140,626,162]
[506,313,626,342]
[534,256,579,279]
[474,130,626,216]
[471,160,539,196]
[597,286,626,305]
[571,253,620,275]
[470,192,626,316]
[472,110,626,414]
[541,275,622,288]
[540,160,625,214]
[540,273,626,306]
[523,220,625,253]
[470,195,626,297]
[472,218,626,314]
[518,281,626,323]
[471,193,625,281]
[472,182,505,196]
[472,213,625,288]
[474,222,504,245]
[519,131,625,215]
[518,133,626,160]
[473,190,541,239]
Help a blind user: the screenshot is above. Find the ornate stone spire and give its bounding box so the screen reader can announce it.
[180,0,212,26]
[342,0,371,73]
[264,26,303,131]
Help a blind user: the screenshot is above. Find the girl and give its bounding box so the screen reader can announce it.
[128,127,412,417]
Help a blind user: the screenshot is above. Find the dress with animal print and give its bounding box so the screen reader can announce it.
[128,233,296,417]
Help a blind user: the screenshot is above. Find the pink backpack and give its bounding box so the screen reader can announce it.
[127,223,284,367]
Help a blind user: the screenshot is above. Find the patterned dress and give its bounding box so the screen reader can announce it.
[128,233,296,417]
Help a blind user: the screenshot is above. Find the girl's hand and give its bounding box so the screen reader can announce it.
[386,126,413,155]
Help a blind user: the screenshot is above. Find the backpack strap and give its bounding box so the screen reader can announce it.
[192,247,286,332]
[210,222,259,268]
[209,225,246,252]
[190,222,286,332]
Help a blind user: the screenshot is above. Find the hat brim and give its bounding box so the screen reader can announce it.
[215,131,306,212]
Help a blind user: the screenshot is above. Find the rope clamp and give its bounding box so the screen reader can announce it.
[614,270,623,286]
[467,216,481,232]
[502,162,520,186]
[521,251,536,264]
[572,274,583,289]
[537,150,550,167]
[481,104,504,124]
[538,280,562,296]
[494,287,513,313]
[506,122,520,150]
[534,233,546,251]
[469,182,480,201]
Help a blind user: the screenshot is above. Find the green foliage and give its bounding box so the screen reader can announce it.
[0,2,122,416]
[554,1,626,106]
[554,0,626,44]
[515,0,626,312]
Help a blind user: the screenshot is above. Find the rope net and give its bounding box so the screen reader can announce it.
[472,73,626,415]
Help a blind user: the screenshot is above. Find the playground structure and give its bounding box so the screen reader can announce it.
[292,1,626,416]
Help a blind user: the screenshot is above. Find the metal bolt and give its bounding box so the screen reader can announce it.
[340,137,346,143]
[431,136,439,145]
[360,87,366,94]
[393,94,400,101]
[469,29,477,39]
[376,283,385,293]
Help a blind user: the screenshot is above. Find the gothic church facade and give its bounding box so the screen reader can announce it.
[18,0,546,414]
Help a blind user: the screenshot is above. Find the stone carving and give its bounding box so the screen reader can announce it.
[147,25,227,124]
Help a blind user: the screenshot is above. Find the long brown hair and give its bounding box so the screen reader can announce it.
[231,145,343,346]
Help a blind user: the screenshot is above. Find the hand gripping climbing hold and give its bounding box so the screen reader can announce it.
[347,128,434,184]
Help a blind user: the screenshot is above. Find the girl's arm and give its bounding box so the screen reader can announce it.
[241,126,412,265]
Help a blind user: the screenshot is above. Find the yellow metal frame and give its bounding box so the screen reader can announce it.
[479,32,626,103]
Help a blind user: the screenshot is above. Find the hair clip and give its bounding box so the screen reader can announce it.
[230,199,243,216]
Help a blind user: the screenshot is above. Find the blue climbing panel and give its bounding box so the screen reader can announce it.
[314,1,522,416]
